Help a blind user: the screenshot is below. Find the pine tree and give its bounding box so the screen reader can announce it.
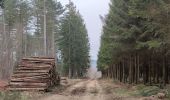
[98,0,170,85]
[58,1,90,78]
[0,0,65,79]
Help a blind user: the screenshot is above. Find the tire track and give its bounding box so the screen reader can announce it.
[63,80,90,96]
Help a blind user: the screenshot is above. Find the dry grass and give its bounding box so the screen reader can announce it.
[70,87,86,95]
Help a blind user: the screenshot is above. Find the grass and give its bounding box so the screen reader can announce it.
[131,84,160,96]
[0,91,29,100]
[113,88,129,96]
[166,85,170,99]
[111,83,162,97]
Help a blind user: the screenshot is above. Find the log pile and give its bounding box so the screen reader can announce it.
[60,77,68,85]
[8,57,60,91]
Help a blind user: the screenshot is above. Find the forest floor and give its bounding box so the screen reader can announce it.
[0,79,169,100]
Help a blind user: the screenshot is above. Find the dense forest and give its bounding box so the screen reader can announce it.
[98,0,170,86]
[57,1,90,78]
[0,0,89,80]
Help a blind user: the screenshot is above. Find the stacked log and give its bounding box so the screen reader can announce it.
[8,57,60,91]
[60,77,68,85]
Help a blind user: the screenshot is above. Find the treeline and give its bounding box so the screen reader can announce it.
[57,2,90,78]
[98,0,170,86]
[0,0,64,79]
[0,0,89,79]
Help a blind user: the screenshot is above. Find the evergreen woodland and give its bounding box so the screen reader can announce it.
[98,0,170,86]
[57,2,90,78]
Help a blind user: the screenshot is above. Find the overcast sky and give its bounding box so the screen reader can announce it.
[59,0,110,60]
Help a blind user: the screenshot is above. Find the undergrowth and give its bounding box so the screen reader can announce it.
[133,84,160,96]
[112,84,162,97]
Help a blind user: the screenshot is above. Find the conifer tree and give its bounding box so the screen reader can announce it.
[58,2,90,78]
[98,0,170,85]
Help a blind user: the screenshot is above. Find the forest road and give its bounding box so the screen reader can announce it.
[39,79,144,100]
[39,79,110,100]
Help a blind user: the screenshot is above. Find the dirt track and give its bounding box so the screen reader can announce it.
[39,80,103,100]
[39,79,143,100]
[36,80,166,100]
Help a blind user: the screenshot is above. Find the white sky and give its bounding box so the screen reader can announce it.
[59,0,110,60]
